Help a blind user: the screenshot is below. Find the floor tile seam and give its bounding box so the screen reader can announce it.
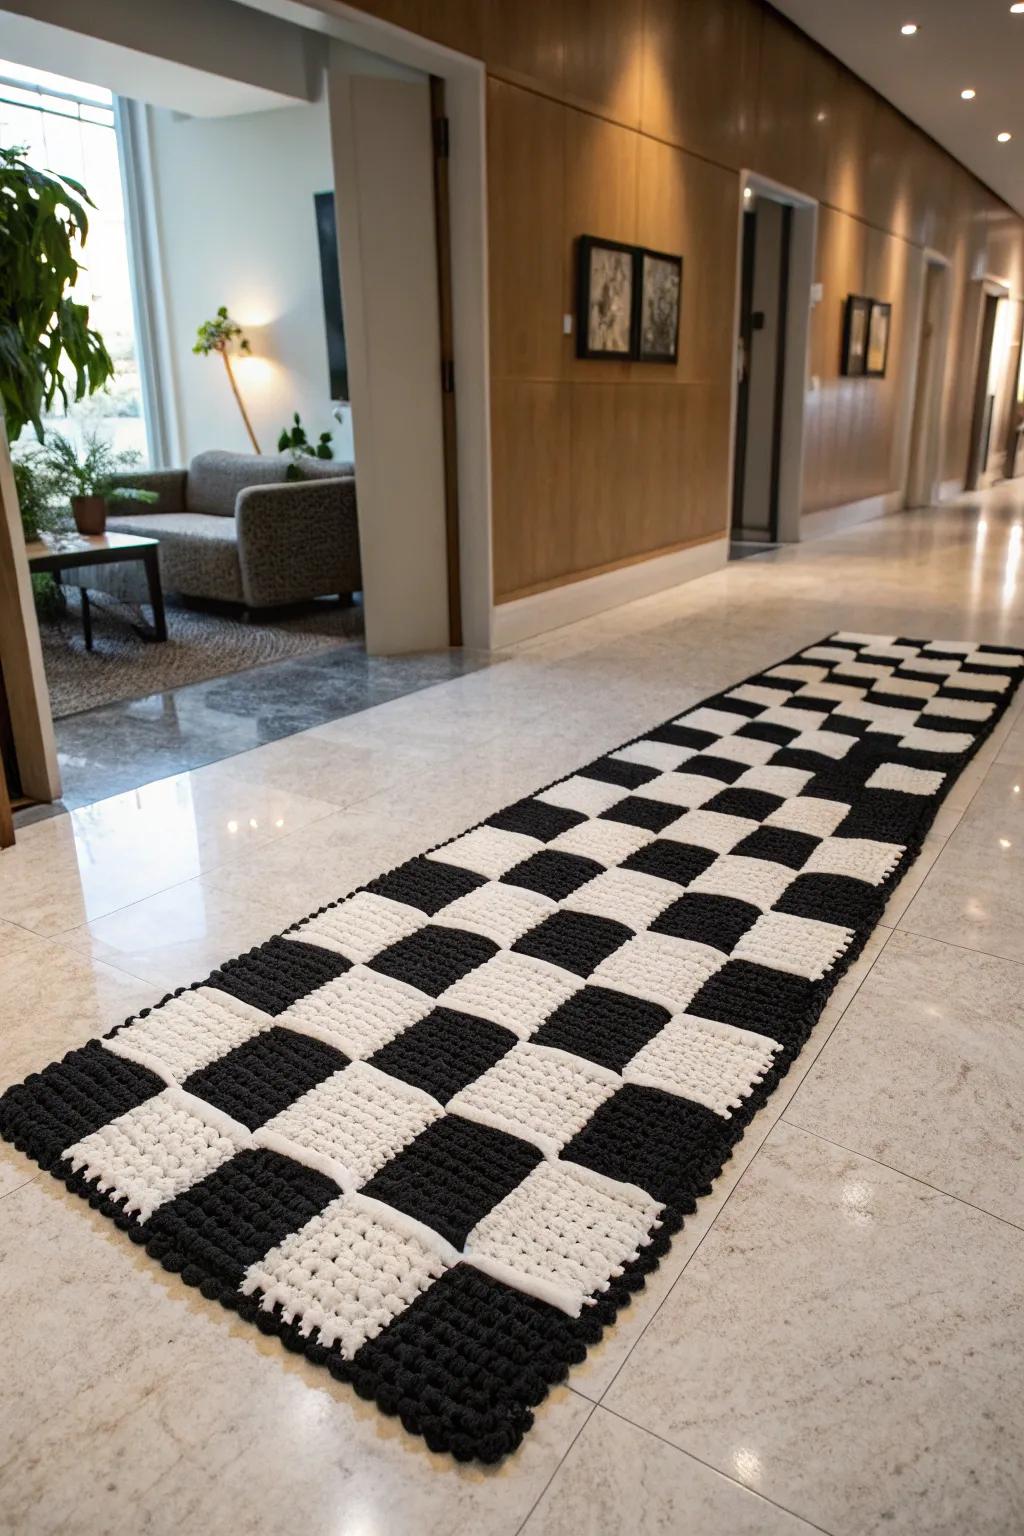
[593,1403,838,1536]
[773,1120,1024,1237]
[510,1396,598,1536]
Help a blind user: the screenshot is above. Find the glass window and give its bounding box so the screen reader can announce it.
[0,59,147,458]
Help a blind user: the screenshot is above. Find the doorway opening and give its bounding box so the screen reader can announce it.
[966,282,1012,491]
[905,253,950,509]
[729,174,817,561]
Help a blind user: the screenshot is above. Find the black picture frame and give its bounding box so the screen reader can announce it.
[314,191,348,401]
[865,299,892,378]
[576,235,638,360]
[841,294,870,377]
[636,247,683,364]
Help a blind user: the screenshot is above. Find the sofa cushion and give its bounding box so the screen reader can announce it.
[186,450,291,517]
[107,510,243,602]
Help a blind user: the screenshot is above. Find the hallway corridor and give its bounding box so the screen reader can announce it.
[2,489,1023,1536]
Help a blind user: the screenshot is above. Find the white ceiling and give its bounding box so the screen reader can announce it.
[773,0,1024,215]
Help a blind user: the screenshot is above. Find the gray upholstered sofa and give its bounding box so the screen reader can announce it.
[64,450,361,611]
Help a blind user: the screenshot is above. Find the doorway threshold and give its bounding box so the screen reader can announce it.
[729,540,780,561]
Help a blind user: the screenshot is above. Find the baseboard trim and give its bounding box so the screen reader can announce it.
[801,490,903,541]
[491,537,729,648]
[938,478,964,501]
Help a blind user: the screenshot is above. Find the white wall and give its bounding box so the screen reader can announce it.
[145,96,353,464]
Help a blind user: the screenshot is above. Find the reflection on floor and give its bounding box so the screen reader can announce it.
[2,486,1024,1535]
[29,640,497,812]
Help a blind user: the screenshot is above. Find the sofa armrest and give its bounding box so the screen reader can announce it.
[106,467,187,514]
[234,476,361,607]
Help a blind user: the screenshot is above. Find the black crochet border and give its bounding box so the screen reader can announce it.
[1,633,1020,1464]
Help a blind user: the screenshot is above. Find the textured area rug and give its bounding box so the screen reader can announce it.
[2,632,1021,1462]
[40,591,363,718]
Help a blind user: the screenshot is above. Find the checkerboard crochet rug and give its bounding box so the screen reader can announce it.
[3,632,1021,1462]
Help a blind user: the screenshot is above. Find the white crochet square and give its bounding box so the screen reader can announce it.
[108,988,270,1083]
[967,651,1022,669]
[859,643,920,661]
[803,836,903,885]
[295,893,425,965]
[922,695,994,722]
[65,1090,246,1222]
[788,728,856,761]
[282,964,433,1059]
[430,826,542,879]
[900,726,974,754]
[764,663,829,685]
[734,764,813,798]
[241,1194,449,1357]
[673,706,750,737]
[623,1015,780,1117]
[833,631,896,645]
[866,763,946,796]
[833,661,895,681]
[732,911,853,980]
[687,855,797,911]
[438,951,578,1037]
[798,646,860,665]
[764,795,850,837]
[449,1043,617,1156]
[632,771,723,809]
[836,699,919,732]
[760,704,831,731]
[590,932,724,1012]
[561,867,681,929]
[549,817,655,866]
[727,684,792,708]
[257,1063,440,1187]
[662,808,759,853]
[948,669,1011,693]
[433,880,558,947]
[535,775,630,817]
[611,740,696,772]
[465,1161,661,1317]
[871,676,938,699]
[705,734,778,767]
[922,640,974,654]
[911,656,960,676]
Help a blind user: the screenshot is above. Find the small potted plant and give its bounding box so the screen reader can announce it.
[37,431,158,534]
[278,412,333,480]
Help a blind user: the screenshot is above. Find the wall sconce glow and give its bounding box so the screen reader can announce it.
[900,21,918,34]
[743,187,753,200]
[961,88,976,100]
[1011,4,1024,13]
[998,132,1013,142]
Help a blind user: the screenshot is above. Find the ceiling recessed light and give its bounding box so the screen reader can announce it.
[998,131,1013,142]
[961,88,976,100]
[901,21,918,34]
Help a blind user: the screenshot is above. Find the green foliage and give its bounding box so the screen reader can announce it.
[12,448,66,541]
[0,144,115,443]
[34,430,159,504]
[277,411,333,480]
[31,572,67,621]
[193,306,251,357]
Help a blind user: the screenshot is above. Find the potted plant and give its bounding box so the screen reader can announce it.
[194,306,261,454]
[0,144,114,444]
[38,431,158,535]
[278,412,334,480]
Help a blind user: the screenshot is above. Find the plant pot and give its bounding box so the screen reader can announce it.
[70,494,107,536]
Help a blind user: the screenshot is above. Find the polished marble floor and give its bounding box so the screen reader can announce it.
[2,488,1024,1536]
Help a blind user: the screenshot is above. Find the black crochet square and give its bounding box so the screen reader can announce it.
[486,797,585,843]
[774,871,882,929]
[702,787,784,822]
[532,985,670,1072]
[209,935,350,1015]
[0,1040,163,1172]
[182,1027,349,1130]
[732,825,820,869]
[369,924,498,996]
[578,755,662,789]
[649,892,760,952]
[645,722,716,751]
[620,839,717,887]
[501,850,604,900]
[513,910,633,977]
[564,1085,736,1211]
[367,1008,517,1103]
[599,795,683,832]
[689,959,816,1051]
[365,856,486,916]
[683,753,748,784]
[360,1114,541,1248]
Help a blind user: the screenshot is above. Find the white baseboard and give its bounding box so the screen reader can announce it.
[800,490,904,541]
[491,537,728,649]
[938,477,964,501]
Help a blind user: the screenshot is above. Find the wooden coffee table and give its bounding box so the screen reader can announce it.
[25,531,167,650]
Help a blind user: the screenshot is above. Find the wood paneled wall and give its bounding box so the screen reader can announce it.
[336,0,1024,600]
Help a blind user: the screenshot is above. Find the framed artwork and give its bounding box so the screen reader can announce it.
[866,299,892,378]
[576,235,637,359]
[841,294,870,376]
[637,248,683,364]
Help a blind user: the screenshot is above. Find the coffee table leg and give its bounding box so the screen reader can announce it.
[80,587,94,651]
[143,549,167,642]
